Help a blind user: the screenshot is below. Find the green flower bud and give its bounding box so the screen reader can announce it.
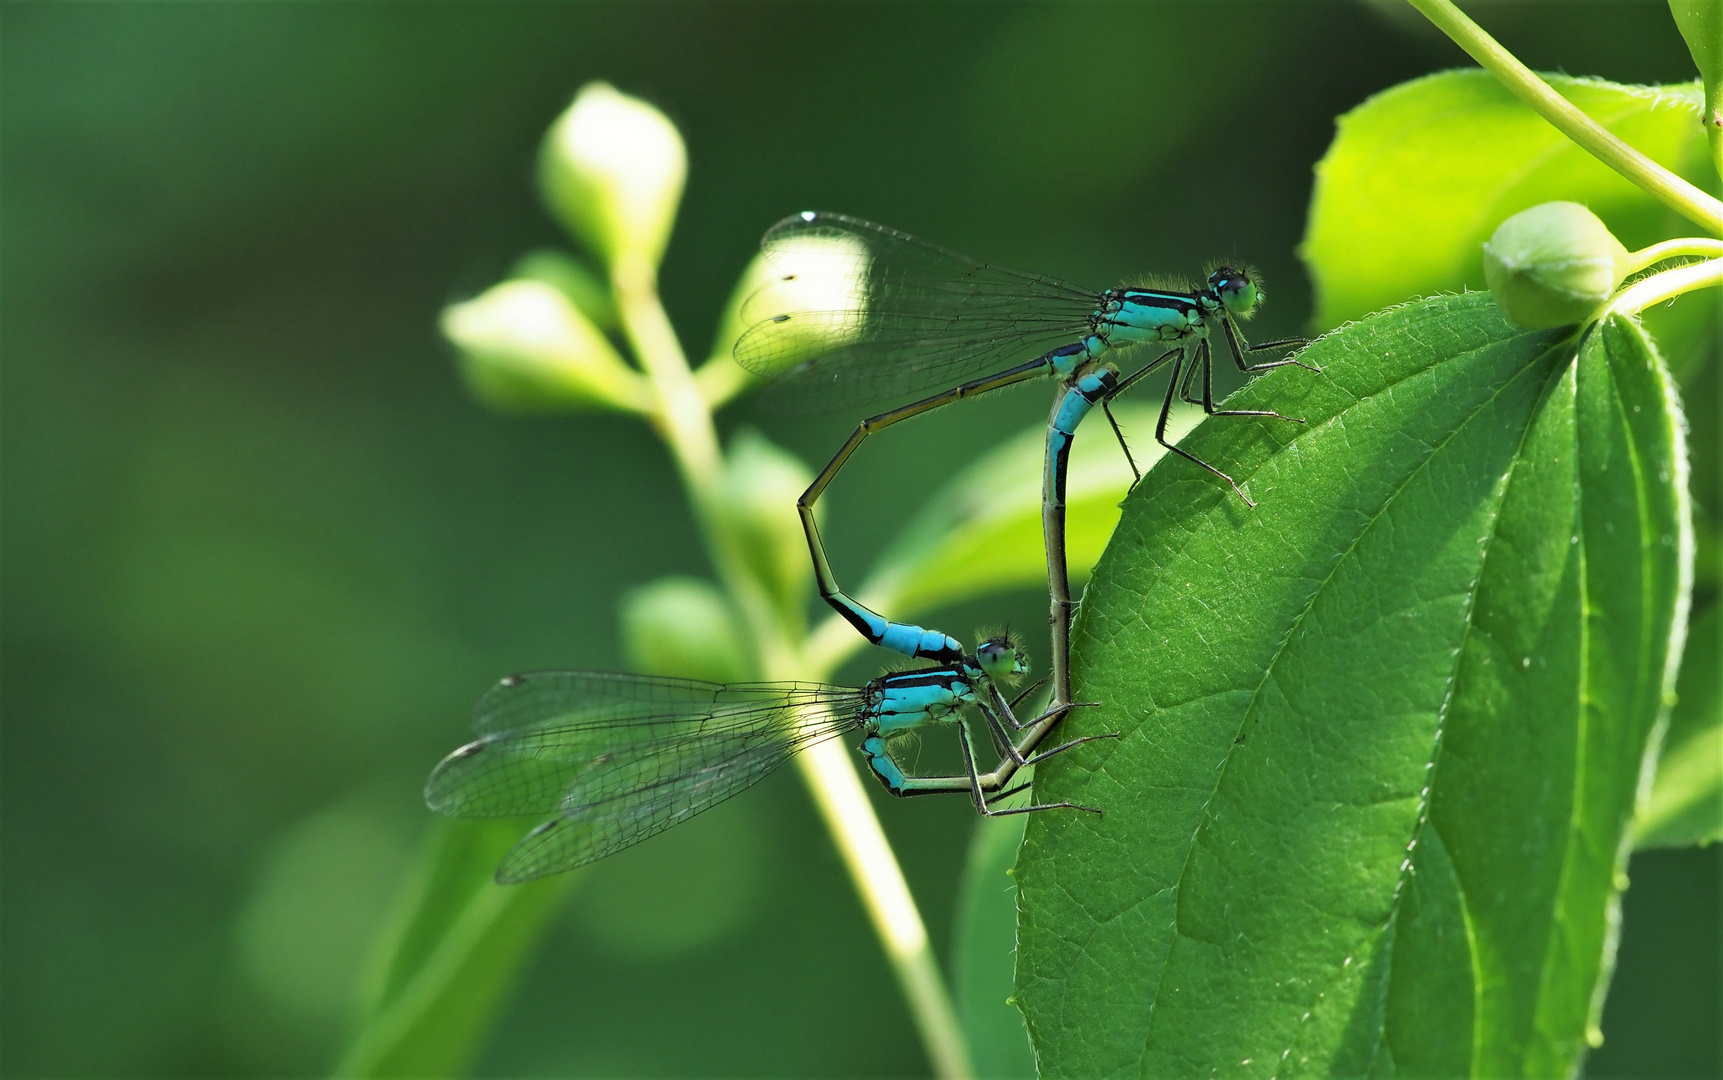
[716,430,815,623]
[539,83,687,272]
[441,279,647,413]
[1483,202,1629,329]
[621,577,750,684]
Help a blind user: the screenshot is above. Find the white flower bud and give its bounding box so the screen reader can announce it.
[539,83,687,271]
[441,280,646,412]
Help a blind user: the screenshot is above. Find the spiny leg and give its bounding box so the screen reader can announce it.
[976,686,1036,762]
[1001,677,1103,733]
[1221,317,1318,373]
[1176,336,1211,407]
[1109,345,1184,400]
[1008,675,1049,713]
[1021,730,1119,767]
[957,722,1097,817]
[980,706,1016,758]
[1102,347,1183,496]
[1187,338,1307,427]
[990,678,1097,738]
[1101,400,1141,485]
[983,777,1035,804]
[1151,348,1256,507]
[1106,347,1185,475]
[987,679,1115,765]
[982,761,1108,811]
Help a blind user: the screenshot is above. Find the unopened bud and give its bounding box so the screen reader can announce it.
[442,280,646,412]
[539,83,686,271]
[1483,202,1628,329]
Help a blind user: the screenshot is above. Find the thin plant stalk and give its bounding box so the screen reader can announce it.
[1608,257,1723,318]
[1409,0,1723,235]
[611,253,976,1080]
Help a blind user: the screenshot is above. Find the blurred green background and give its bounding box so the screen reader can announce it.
[2,2,1716,1076]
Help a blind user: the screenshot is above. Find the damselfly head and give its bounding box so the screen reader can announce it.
[975,633,1029,683]
[1207,266,1263,318]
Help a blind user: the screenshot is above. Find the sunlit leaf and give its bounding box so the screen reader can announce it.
[1016,296,1690,1078]
[1302,72,1710,329]
[1667,0,1723,178]
[1300,70,1718,443]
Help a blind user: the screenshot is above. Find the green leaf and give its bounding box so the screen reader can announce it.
[952,816,1035,1080]
[858,402,1198,620]
[1667,0,1723,179]
[335,818,579,1078]
[1302,73,1711,329]
[1015,296,1690,1078]
[1636,600,1723,847]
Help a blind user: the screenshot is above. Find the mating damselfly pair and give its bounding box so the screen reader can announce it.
[426,212,1316,880]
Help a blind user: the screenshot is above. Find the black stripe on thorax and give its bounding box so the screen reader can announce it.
[1119,288,1201,311]
[875,667,970,691]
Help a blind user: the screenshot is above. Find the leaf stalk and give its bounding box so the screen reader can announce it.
[1408,0,1723,236]
[1607,257,1723,319]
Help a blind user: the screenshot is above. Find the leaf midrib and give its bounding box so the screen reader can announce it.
[1346,341,1576,1080]
[1525,324,1662,1072]
[1132,329,1571,1071]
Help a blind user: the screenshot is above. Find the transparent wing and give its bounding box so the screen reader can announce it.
[424,672,865,879]
[732,212,1103,413]
[492,737,796,882]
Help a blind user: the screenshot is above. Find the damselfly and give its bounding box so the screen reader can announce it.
[734,213,1317,706]
[425,635,1101,881]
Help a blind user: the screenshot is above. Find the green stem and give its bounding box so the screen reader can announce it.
[1622,237,1723,275]
[694,351,757,411]
[1407,0,1723,235]
[612,254,975,1080]
[1606,257,1723,319]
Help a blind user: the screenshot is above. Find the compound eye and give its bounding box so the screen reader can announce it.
[976,636,1026,681]
[1213,269,1258,314]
